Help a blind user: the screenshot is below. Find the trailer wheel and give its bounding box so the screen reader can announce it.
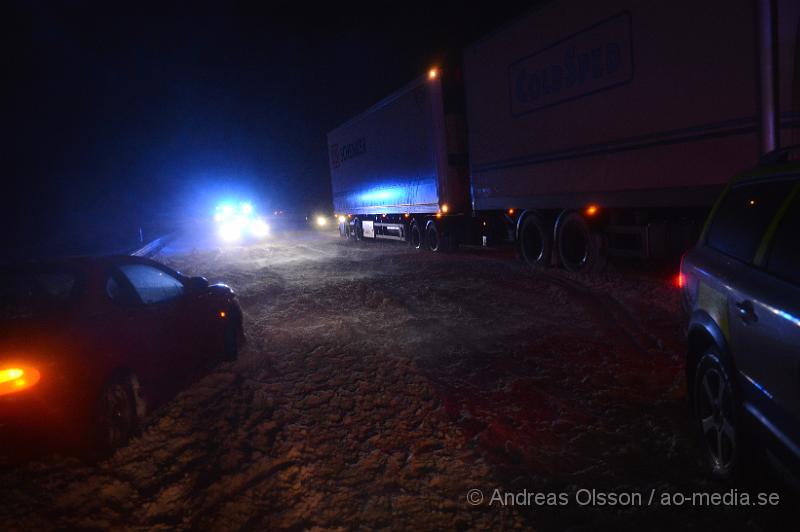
[556,211,606,273]
[519,213,551,268]
[425,221,440,252]
[353,219,363,241]
[409,223,423,249]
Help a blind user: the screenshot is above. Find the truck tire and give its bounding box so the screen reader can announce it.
[409,223,423,249]
[555,211,606,273]
[425,221,440,252]
[519,213,551,268]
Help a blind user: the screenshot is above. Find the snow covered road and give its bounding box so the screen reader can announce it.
[0,232,791,530]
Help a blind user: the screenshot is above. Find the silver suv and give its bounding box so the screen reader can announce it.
[681,151,800,481]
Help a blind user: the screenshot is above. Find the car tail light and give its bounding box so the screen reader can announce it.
[676,251,698,313]
[0,365,41,396]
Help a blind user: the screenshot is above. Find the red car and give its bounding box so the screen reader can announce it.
[0,255,244,458]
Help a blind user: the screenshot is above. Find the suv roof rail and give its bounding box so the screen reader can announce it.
[758,145,800,166]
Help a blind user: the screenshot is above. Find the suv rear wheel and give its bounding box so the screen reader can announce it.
[692,349,743,480]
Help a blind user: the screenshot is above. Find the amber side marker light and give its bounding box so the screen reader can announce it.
[585,204,599,216]
[0,366,41,396]
[219,311,227,318]
[428,68,439,80]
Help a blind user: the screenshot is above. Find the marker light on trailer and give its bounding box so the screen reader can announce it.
[585,204,599,216]
[428,68,438,80]
[441,204,449,213]
[0,365,41,396]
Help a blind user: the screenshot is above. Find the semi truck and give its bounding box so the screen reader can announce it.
[328,0,799,272]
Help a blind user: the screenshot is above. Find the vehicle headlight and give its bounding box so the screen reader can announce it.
[218,221,242,242]
[316,216,328,227]
[250,218,269,238]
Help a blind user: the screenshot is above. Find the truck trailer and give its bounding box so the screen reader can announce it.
[328,0,799,272]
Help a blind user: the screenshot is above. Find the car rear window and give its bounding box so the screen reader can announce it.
[766,194,800,286]
[706,179,795,262]
[0,269,79,320]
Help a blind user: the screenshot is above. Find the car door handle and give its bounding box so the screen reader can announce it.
[735,300,758,323]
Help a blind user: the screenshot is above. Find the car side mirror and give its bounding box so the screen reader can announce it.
[187,276,209,291]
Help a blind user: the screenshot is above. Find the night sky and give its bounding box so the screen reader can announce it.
[5,1,532,258]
